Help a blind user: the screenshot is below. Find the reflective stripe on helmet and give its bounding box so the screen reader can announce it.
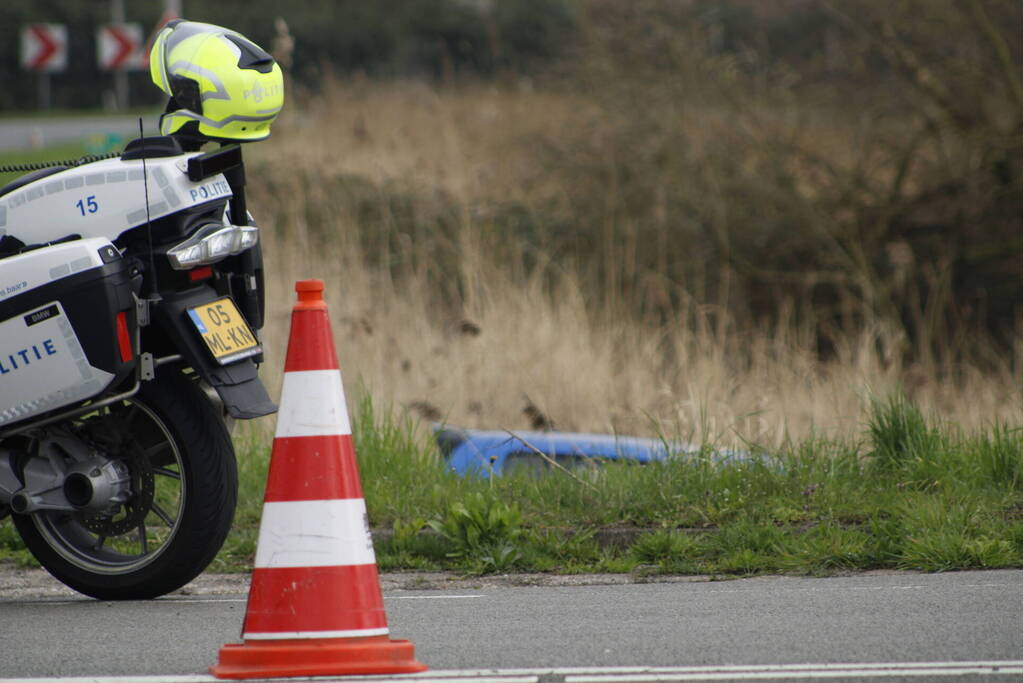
[165,60,231,103]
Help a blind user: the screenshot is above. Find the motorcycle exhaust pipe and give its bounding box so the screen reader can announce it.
[10,460,131,514]
[62,460,131,512]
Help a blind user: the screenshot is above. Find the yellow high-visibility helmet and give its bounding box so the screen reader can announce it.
[150,20,284,142]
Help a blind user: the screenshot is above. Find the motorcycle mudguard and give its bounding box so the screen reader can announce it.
[149,287,276,419]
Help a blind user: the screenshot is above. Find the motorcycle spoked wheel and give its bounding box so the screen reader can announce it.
[12,371,238,600]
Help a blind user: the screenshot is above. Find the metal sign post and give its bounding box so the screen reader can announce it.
[97,23,145,108]
[99,0,145,109]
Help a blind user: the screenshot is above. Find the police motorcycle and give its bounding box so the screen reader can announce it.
[0,21,284,599]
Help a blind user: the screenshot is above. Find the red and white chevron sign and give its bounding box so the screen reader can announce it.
[98,23,145,71]
[20,24,68,72]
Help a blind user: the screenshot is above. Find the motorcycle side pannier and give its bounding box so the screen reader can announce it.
[0,237,139,428]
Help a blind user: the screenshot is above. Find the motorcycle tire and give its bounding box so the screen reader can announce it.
[12,370,238,600]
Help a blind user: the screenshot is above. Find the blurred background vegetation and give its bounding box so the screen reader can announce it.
[3,0,1023,437]
[0,0,577,109]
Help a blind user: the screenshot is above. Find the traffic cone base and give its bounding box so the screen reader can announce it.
[211,636,427,679]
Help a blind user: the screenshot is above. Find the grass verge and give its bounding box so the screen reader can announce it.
[192,393,1023,576]
[363,392,1023,576]
[2,393,1022,578]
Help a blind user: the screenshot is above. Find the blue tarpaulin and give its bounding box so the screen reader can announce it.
[435,427,755,477]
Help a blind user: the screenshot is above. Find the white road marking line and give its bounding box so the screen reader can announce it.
[0,677,214,683]
[8,594,485,606]
[162,594,485,602]
[6,598,247,606]
[368,679,537,683]
[695,582,1020,595]
[4,663,1023,683]
[566,663,1023,680]
[157,598,247,604]
[5,577,1014,604]
[387,594,485,599]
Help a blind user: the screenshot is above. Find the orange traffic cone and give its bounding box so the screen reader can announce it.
[211,279,427,679]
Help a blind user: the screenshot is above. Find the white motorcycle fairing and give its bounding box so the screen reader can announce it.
[0,153,231,246]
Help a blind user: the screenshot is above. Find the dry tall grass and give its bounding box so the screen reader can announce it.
[241,82,1023,449]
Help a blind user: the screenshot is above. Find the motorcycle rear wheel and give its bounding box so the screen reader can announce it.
[12,370,238,600]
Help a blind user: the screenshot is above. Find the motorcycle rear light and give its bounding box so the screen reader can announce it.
[189,266,214,282]
[115,311,133,363]
[166,224,259,269]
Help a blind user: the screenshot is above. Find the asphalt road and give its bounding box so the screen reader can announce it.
[1,569,1022,680]
[0,115,154,153]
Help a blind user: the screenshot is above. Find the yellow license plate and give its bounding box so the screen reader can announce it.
[187,297,260,365]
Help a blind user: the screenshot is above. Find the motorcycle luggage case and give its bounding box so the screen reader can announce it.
[0,237,138,428]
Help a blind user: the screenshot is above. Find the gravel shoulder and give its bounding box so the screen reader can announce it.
[0,565,723,600]
[0,563,914,600]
